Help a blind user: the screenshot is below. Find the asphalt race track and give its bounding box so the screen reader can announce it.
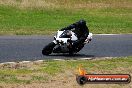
[0,34,132,62]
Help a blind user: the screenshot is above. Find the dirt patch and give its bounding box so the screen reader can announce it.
[0,0,56,9]
[0,0,131,9]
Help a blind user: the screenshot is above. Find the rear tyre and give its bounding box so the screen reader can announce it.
[68,45,74,55]
[69,48,74,55]
[42,42,56,55]
[76,44,84,52]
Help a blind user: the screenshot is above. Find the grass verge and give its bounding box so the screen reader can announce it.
[0,57,131,88]
[0,0,132,35]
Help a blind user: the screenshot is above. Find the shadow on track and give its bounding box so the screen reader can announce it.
[45,54,95,59]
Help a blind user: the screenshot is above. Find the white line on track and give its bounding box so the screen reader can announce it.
[0,57,114,66]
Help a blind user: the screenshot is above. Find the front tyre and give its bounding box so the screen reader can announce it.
[42,42,56,55]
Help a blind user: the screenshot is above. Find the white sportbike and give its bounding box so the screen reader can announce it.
[42,30,92,55]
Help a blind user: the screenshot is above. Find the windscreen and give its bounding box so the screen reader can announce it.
[59,30,72,38]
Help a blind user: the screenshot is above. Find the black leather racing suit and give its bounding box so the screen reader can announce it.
[60,20,89,51]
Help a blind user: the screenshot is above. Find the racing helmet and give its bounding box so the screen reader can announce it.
[78,20,86,26]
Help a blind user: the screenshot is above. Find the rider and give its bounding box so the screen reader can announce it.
[43,20,89,55]
[60,20,89,51]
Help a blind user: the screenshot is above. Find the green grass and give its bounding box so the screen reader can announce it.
[0,57,132,84]
[0,0,132,35]
[0,74,31,84]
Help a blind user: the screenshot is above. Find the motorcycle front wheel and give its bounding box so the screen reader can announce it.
[42,42,55,55]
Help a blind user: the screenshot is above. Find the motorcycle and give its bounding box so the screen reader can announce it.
[42,30,92,55]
